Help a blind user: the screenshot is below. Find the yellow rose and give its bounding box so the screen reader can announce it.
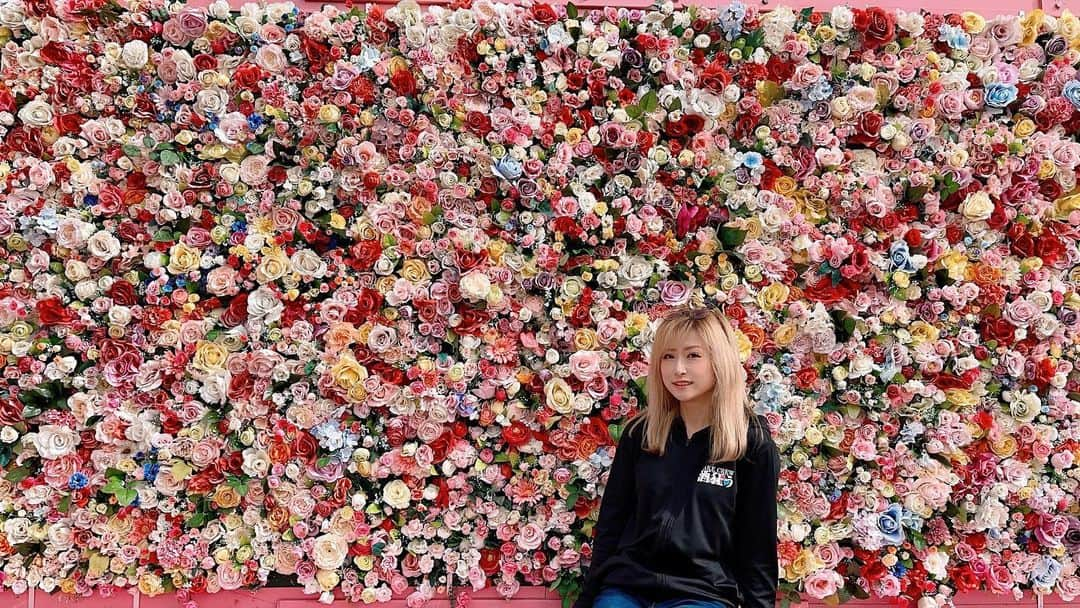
[573,328,598,350]
[167,242,202,274]
[940,251,969,281]
[544,378,575,415]
[989,434,1018,457]
[400,259,431,283]
[1056,191,1080,219]
[908,321,940,344]
[815,25,836,42]
[1014,118,1036,138]
[893,271,911,288]
[255,248,289,284]
[213,484,242,509]
[193,340,229,372]
[138,574,164,596]
[331,355,368,389]
[960,12,986,34]
[944,388,977,409]
[757,283,790,311]
[734,328,751,363]
[318,104,341,123]
[1020,10,1043,46]
[772,323,797,347]
[773,177,797,196]
[89,553,110,576]
[1038,160,1057,181]
[316,569,341,591]
[804,427,824,445]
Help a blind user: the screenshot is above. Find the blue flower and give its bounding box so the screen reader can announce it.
[742,151,763,169]
[877,503,906,545]
[68,472,88,490]
[1063,81,1080,110]
[142,463,160,483]
[357,45,381,72]
[718,2,747,40]
[493,156,523,181]
[1031,556,1062,589]
[984,83,1018,108]
[939,25,970,50]
[889,240,916,272]
[806,80,833,102]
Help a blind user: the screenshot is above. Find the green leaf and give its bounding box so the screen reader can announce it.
[5,466,31,483]
[122,144,142,158]
[565,488,579,510]
[566,2,577,19]
[625,104,642,119]
[160,150,180,166]
[718,227,746,249]
[58,495,71,513]
[152,229,174,243]
[640,90,658,113]
[185,512,207,528]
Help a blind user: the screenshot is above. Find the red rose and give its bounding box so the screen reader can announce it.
[530,3,558,26]
[980,317,1015,345]
[228,371,256,402]
[803,276,851,305]
[850,112,884,146]
[0,86,13,113]
[794,367,818,390]
[0,398,24,426]
[107,280,137,306]
[479,548,501,575]
[220,293,249,328]
[390,68,417,97]
[293,432,319,465]
[455,308,489,335]
[36,297,75,326]
[193,54,217,71]
[502,421,531,449]
[700,60,732,92]
[856,7,896,50]
[465,111,492,136]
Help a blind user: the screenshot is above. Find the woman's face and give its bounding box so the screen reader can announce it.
[659,331,716,406]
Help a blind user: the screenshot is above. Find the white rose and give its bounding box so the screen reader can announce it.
[312,533,349,570]
[0,427,18,443]
[688,89,724,118]
[30,425,80,459]
[459,270,492,302]
[0,2,25,27]
[617,256,652,288]
[108,306,132,326]
[255,44,287,73]
[247,286,283,322]
[959,191,994,221]
[47,521,74,551]
[17,98,54,128]
[290,249,327,279]
[195,89,228,117]
[121,40,149,69]
[74,280,99,301]
[86,231,121,260]
[382,479,412,509]
[831,6,854,31]
[3,518,31,544]
[241,448,271,477]
[366,325,397,353]
[64,259,90,282]
[1009,392,1041,422]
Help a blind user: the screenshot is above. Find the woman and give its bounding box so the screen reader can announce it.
[574,306,781,608]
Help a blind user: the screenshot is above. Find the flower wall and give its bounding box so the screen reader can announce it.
[1,0,1080,605]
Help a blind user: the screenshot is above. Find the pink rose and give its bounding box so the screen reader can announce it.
[804,569,843,599]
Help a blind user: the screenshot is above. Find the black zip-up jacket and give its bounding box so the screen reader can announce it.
[574,414,780,608]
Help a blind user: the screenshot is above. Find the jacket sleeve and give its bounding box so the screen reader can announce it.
[733,419,781,608]
[573,424,639,608]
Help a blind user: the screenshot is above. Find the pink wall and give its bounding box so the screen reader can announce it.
[186,0,1080,18]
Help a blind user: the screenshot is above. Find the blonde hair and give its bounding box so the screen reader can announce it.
[627,306,755,463]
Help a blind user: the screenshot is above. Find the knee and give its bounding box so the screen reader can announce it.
[592,587,643,608]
